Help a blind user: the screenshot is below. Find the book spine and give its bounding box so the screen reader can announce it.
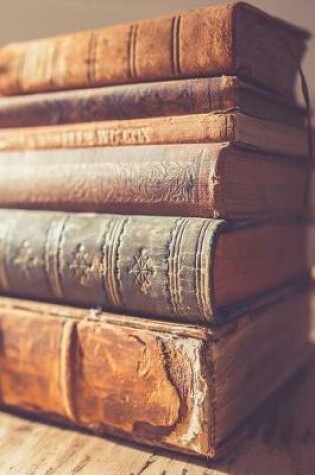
[0,5,234,96]
[0,114,234,151]
[0,302,212,456]
[0,77,239,128]
[0,145,308,219]
[0,145,219,217]
[0,210,224,323]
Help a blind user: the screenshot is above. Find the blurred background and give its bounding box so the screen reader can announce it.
[0,0,314,105]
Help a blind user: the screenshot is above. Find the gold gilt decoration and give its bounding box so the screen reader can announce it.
[129,248,156,294]
[69,244,101,285]
[12,240,42,276]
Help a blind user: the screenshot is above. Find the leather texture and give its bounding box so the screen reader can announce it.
[0,76,306,128]
[0,209,306,323]
[0,144,307,219]
[0,3,309,97]
[0,112,309,157]
[0,288,310,457]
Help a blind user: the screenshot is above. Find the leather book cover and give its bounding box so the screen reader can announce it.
[0,209,306,323]
[0,287,311,458]
[0,144,307,219]
[0,112,309,158]
[0,2,309,97]
[0,76,306,129]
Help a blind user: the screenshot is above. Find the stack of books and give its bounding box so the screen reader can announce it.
[0,2,312,459]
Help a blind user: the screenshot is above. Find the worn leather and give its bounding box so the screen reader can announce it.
[0,112,309,158]
[0,210,306,323]
[0,288,310,457]
[0,77,306,128]
[0,3,309,97]
[0,144,307,219]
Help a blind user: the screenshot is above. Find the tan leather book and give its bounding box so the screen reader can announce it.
[0,144,308,219]
[0,287,311,458]
[0,77,306,129]
[0,3,309,98]
[0,209,306,323]
[0,113,309,157]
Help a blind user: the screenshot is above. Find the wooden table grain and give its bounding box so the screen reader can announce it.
[0,359,314,475]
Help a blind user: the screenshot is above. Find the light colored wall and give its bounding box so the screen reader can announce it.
[0,0,314,104]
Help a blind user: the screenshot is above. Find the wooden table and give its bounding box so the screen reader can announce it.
[0,359,314,475]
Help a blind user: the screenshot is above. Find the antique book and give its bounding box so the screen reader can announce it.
[0,76,306,129]
[0,113,309,157]
[0,287,311,458]
[0,3,309,97]
[0,144,308,219]
[2,346,315,475]
[0,210,306,323]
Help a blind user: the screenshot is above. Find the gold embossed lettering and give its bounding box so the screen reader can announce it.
[96,129,110,145]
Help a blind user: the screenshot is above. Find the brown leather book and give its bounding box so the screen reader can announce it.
[0,3,309,98]
[0,113,309,157]
[0,144,307,219]
[0,77,306,129]
[0,209,306,323]
[0,287,311,458]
